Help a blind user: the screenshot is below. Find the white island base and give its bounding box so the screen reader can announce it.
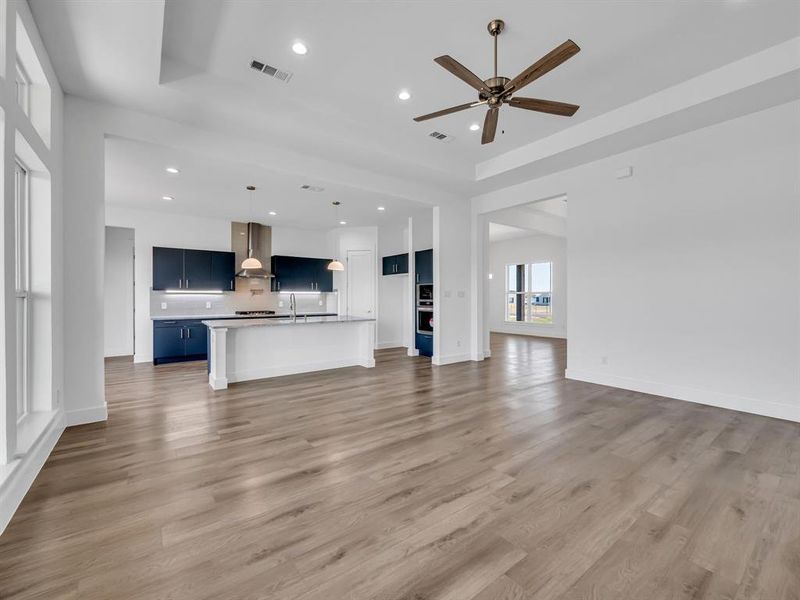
[203,316,376,390]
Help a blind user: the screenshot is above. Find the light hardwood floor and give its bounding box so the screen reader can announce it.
[1,334,799,599]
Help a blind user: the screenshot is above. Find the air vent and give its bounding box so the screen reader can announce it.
[250,58,293,83]
[300,184,325,192]
[428,131,454,143]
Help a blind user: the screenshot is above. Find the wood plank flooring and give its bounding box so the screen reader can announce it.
[1,333,798,599]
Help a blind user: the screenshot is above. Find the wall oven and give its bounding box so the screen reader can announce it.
[417,307,433,335]
[416,283,433,306]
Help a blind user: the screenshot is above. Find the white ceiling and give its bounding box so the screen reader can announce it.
[31,0,800,190]
[488,195,568,241]
[105,137,427,229]
[488,222,536,242]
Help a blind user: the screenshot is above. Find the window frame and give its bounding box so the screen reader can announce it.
[504,261,553,325]
[15,59,31,117]
[14,159,31,423]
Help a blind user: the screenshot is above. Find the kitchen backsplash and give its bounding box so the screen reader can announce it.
[150,279,339,318]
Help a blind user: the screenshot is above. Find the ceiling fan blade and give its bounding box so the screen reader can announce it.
[481,107,499,145]
[503,40,580,95]
[506,97,580,116]
[434,55,489,93]
[413,101,483,122]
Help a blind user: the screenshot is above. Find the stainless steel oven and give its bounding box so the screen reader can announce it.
[416,283,433,306]
[416,307,433,335]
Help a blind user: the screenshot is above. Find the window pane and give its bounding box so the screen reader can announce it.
[530,262,551,292]
[506,264,525,292]
[506,293,526,322]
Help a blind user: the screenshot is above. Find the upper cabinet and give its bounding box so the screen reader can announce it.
[152,247,235,291]
[415,249,433,284]
[382,253,409,276]
[271,255,333,292]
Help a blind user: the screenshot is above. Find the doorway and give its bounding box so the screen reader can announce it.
[346,249,375,319]
[104,226,135,357]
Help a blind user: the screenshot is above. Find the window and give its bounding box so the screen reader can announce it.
[15,161,30,422]
[15,60,30,116]
[505,262,553,324]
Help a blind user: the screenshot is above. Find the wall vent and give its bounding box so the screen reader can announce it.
[428,131,453,143]
[250,58,293,83]
[300,184,325,192]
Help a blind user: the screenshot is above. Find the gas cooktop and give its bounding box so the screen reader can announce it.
[234,310,276,316]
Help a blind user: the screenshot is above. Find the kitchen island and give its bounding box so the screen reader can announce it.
[203,315,375,390]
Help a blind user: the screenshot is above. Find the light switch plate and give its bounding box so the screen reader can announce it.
[161,302,167,310]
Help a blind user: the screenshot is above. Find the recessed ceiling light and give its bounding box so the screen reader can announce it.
[377,206,385,211]
[339,220,347,225]
[398,90,411,101]
[165,167,179,174]
[469,123,480,131]
[292,41,308,55]
[268,211,277,216]
[162,195,174,201]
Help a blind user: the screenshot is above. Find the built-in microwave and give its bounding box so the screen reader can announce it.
[417,307,433,335]
[417,283,433,306]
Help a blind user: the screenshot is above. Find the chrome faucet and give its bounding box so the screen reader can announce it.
[289,293,297,322]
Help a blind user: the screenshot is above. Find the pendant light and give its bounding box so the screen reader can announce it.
[327,201,345,271]
[241,185,263,270]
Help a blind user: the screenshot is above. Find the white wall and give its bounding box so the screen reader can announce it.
[103,226,134,356]
[488,234,567,339]
[328,226,378,321]
[474,100,800,422]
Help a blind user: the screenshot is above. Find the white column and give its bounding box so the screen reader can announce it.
[208,327,228,390]
[359,321,376,368]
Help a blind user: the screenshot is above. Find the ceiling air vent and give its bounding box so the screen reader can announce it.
[300,184,325,192]
[428,131,454,143]
[250,58,293,83]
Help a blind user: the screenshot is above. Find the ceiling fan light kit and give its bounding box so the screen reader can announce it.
[414,19,581,144]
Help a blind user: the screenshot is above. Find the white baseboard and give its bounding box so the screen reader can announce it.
[0,410,65,535]
[408,348,419,357]
[432,353,472,366]
[66,405,108,427]
[133,352,152,364]
[376,341,404,349]
[565,368,800,423]
[490,326,566,339]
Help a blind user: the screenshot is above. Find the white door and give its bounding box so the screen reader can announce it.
[346,249,375,318]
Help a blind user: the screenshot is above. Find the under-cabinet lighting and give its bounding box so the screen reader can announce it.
[164,290,226,295]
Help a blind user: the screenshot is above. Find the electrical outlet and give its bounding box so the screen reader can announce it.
[161,302,167,310]
[206,302,211,309]
[319,300,323,306]
[278,301,284,308]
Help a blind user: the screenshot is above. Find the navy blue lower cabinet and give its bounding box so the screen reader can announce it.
[415,333,433,357]
[153,319,208,364]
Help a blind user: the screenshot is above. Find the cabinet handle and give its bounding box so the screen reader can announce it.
[179,279,182,289]
[277,281,280,290]
[187,328,191,339]
[185,279,189,288]
[230,280,234,290]
[180,328,184,339]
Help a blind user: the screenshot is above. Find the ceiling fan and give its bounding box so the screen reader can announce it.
[414,20,581,144]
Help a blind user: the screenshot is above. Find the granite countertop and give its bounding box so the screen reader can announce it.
[152,312,337,321]
[202,315,374,329]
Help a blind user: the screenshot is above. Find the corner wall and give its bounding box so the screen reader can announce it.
[475,100,800,422]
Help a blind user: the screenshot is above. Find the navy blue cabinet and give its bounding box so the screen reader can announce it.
[153,247,235,291]
[271,255,333,292]
[382,253,409,276]
[153,319,208,365]
[415,332,433,357]
[415,249,433,284]
[152,247,184,290]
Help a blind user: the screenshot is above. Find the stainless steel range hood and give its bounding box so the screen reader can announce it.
[232,222,273,278]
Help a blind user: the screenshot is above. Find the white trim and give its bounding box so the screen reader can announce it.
[0,410,64,535]
[432,353,472,366]
[490,325,566,339]
[565,368,800,423]
[376,341,404,350]
[65,405,108,427]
